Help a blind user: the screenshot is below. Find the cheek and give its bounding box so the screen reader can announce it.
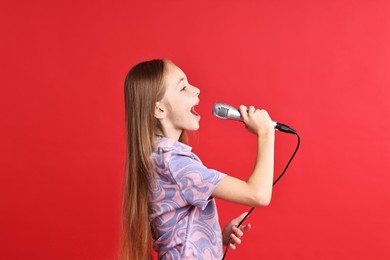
[168,107,186,121]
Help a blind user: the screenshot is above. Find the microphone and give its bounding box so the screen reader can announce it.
[212,102,297,134]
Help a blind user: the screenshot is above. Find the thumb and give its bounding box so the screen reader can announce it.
[237,212,248,220]
[235,212,249,224]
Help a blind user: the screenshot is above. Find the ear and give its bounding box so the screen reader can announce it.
[154,101,166,119]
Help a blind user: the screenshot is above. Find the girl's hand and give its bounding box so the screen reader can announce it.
[222,212,252,250]
[239,105,274,137]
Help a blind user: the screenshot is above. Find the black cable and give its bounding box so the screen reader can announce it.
[222,132,301,259]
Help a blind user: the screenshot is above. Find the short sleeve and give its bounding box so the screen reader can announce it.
[168,152,226,210]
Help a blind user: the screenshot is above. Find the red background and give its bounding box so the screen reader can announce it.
[1,0,389,259]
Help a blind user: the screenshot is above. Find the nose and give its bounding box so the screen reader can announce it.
[192,85,200,96]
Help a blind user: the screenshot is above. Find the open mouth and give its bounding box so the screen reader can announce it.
[191,105,200,116]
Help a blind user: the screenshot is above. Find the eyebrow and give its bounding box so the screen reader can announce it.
[176,77,186,87]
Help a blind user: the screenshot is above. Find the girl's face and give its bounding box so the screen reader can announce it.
[157,62,201,139]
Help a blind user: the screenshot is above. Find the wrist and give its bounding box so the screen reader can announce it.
[256,129,275,139]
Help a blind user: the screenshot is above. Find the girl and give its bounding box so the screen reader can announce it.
[123,59,275,259]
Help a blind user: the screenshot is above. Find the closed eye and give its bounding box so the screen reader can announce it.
[181,86,187,91]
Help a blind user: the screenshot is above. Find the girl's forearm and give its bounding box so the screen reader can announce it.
[246,133,275,206]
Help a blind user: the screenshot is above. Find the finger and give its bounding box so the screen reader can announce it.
[240,223,252,232]
[239,105,248,116]
[239,105,249,120]
[230,233,242,245]
[232,226,244,237]
[239,105,248,113]
[229,243,237,250]
[248,105,255,113]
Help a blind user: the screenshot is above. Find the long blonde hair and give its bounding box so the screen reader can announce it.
[122,59,186,259]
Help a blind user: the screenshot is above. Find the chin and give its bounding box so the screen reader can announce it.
[189,124,200,131]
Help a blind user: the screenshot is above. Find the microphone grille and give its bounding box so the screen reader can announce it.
[216,106,229,118]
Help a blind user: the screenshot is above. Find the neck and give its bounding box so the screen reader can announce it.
[155,129,182,141]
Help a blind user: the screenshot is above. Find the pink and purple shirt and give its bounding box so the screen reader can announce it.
[149,136,227,259]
